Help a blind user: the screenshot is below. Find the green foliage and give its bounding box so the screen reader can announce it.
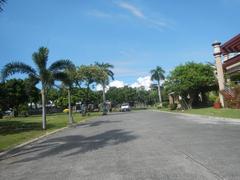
[150,66,165,82]
[162,101,169,108]
[77,65,107,86]
[165,62,218,107]
[0,79,28,112]
[18,104,29,117]
[94,62,114,83]
[208,92,218,104]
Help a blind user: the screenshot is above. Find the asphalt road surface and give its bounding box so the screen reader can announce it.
[1,110,240,180]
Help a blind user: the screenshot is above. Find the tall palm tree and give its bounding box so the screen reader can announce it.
[1,47,74,129]
[61,67,77,125]
[0,0,6,12]
[150,66,165,107]
[95,62,114,104]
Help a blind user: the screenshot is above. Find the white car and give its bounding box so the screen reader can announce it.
[120,103,131,112]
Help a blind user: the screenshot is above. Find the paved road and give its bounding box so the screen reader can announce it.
[1,111,240,180]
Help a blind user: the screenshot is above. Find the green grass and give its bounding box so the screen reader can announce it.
[157,107,240,119]
[182,107,240,119]
[0,112,100,152]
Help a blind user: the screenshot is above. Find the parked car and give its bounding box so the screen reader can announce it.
[120,103,131,112]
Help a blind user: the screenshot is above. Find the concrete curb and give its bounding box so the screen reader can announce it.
[150,109,240,122]
[0,116,99,158]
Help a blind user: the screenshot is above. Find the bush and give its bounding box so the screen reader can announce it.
[18,104,29,117]
[208,92,218,104]
[162,101,169,108]
[169,103,177,110]
[156,104,162,109]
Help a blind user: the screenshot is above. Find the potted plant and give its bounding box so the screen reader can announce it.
[213,97,221,109]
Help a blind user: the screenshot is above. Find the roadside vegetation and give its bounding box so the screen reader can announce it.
[155,107,240,119]
[0,46,239,152]
[0,112,100,151]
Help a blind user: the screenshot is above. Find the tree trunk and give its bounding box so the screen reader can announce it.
[102,83,107,115]
[157,80,162,107]
[102,83,106,103]
[41,88,46,130]
[68,88,74,125]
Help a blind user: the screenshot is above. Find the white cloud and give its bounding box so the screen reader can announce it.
[116,1,168,29]
[96,80,125,91]
[109,80,125,88]
[130,76,152,90]
[117,2,145,19]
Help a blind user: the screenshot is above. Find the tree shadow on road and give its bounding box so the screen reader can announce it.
[76,120,122,128]
[10,129,137,164]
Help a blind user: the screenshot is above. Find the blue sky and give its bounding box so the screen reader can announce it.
[0,0,239,88]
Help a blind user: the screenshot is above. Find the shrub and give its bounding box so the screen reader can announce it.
[18,104,29,117]
[162,101,169,108]
[156,104,162,109]
[208,92,218,104]
[169,103,177,110]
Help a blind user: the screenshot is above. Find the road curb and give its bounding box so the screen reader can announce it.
[0,116,99,159]
[150,109,240,122]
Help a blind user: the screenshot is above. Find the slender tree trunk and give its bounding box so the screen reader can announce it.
[41,88,46,130]
[68,88,74,125]
[102,83,106,103]
[157,80,162,107]
[102,83,107,115]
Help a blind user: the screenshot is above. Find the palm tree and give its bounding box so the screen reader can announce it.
[0,0,6,12]
[150,66,165,107]
[1,47,74,129]
[95,62,114,107]
[61,67,77,125]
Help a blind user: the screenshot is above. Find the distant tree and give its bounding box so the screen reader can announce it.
[106,86,137,106]
[77,65,107,108]
[1,79,28,116]
[150,66,165,107]
[1,47,74,129]
[95,62,114,103]
[24,77,40,109]
[164,62,218,108]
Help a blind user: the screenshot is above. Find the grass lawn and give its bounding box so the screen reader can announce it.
[0,112,100,152]
[156,107,240,119]
[183,107,240,119]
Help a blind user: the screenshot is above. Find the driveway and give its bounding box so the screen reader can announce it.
[1,111,240,180]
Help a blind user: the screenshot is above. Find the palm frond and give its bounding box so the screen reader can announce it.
[0,0,6,12]
[49,59,75,72]
[52,71,70,86]
[1,62,37,81]
[32,47,49,71]
[150,66,165,81]
[95,61,114,80]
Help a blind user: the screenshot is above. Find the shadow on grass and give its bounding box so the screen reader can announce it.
[10,129,137,164]
[0,120,58,135]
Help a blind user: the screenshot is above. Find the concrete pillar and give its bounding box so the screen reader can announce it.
[223,54,229,62]
[212,41,225,107]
